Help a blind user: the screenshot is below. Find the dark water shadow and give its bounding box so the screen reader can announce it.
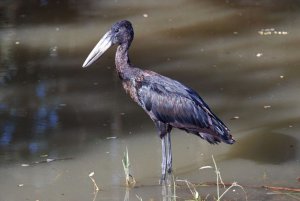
[210,0,300,10]
[162,0,300,40]
[0,1,152,26]
[226,130,298,164]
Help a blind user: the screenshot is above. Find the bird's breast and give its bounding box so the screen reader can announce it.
[122,78,140,104]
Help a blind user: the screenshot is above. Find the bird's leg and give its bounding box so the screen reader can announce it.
[154,121,168,182]
[161,176,173,201]
[161,135,167,181]
[166,130,172,173]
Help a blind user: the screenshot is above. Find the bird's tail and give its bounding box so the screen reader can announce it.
[197,117,235,145]
[206,117,235,144]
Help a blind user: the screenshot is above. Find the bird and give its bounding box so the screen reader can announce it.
[82,20,235,181]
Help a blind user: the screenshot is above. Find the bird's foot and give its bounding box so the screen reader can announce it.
[159,174,166,185]
[159,172,174,185]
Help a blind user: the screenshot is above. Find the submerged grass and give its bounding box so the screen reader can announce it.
[121,148,246,200]
[88,171,99,201]
[175,155,247,201]
[122,147,136,187]
[176,179,201,200]
[211,155,247,201]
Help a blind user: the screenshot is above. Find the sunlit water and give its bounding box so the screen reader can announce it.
[0,0,299,200]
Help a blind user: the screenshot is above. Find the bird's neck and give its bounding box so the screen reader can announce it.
[115,43,131,74]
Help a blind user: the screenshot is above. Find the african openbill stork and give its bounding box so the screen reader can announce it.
[82,20,235,181]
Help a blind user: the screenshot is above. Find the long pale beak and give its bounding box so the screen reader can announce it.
[82,31,113,68]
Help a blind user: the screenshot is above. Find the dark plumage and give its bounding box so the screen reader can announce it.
[82,20,235,181]
[138,74,233,144]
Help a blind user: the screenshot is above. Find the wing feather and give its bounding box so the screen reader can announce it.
[137,74,234,144]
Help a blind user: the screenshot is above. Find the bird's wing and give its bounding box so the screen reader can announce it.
[137,74,233,144]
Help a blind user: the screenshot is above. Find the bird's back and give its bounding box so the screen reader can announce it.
[135,71,235,144]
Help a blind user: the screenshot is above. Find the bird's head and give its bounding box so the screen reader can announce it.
[82,20,134,68]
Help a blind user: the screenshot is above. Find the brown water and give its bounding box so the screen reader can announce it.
[0,0,299,200]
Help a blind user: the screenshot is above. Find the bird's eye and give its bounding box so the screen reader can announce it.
[115,29,119,33]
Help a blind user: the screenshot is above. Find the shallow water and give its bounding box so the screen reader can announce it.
[0,0,299,200]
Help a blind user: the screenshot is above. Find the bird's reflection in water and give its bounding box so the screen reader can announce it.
[122,175,175,201]
[161,175,175,201]
[124,187,129,201]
